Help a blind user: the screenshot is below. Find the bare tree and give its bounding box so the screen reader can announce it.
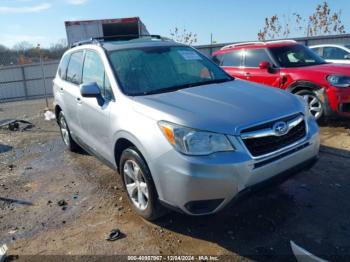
[258,1,346,41]
[13,41,34,54]
[49,39,68,58]
[169,27,198,45]
[0,39,69,66]
[308,1,346,36]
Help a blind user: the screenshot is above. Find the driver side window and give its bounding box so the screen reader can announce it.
[82,50,114,100]
[323,47,348,60]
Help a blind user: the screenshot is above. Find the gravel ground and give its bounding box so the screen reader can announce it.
[1,98,350,262]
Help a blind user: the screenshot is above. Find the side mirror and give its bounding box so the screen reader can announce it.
[80,82,101,98]
[344,54,350,60]
[259,60,271,70]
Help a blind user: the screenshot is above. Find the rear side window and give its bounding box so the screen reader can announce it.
[244,49,272,67]
[222,51,242,67]
[66,51,84,85]
[82,50,114,100]
[58,53,71,80]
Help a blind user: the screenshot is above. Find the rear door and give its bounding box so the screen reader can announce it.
[77,50,115,157]
[61,51,84,136]
[241,48,281,87]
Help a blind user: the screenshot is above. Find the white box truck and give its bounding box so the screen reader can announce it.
[64,17,150,47]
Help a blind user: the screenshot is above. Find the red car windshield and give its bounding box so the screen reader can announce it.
[269,44,327,68]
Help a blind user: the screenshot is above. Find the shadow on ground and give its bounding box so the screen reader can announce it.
[319,118,350,129]
[153,145,350,262]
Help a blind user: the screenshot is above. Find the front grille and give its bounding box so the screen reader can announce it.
[241,116,306,157]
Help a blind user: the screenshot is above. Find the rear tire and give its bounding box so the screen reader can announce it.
[58,111,80,152]
[295,90,324,120]
[120,147,165,221]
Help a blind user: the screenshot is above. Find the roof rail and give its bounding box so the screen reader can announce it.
[220,39,298,50]
[221,42,263,50]
[70,38,101,48]
[265,40,297,44]
[70,34,171,48]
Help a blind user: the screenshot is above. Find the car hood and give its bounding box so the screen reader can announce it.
[131,79,304,135]
[294,63,350,75]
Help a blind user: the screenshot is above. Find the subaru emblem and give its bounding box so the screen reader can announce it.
[273,121,289,136]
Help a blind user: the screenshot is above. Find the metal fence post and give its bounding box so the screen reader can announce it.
[40,55,49,108]
[21,66,28,100]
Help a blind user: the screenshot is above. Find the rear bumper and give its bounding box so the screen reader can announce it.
[150,117,320,215]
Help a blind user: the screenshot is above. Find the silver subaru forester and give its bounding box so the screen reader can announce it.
[53,36,320,220]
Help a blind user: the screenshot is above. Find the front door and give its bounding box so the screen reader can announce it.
[241,48,281,88]
[77,50,115,158]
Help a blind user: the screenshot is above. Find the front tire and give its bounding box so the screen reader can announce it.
[295,90,324,120]
[120,147,165,221]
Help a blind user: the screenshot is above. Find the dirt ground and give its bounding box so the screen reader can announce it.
[1,98,350,262]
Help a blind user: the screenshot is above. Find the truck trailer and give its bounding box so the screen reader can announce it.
[64,17,150,47]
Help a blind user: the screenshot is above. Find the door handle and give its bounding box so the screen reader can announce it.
[76,97,82,104]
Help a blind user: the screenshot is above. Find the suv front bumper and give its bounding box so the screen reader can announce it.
[325,87,350,117]
[150,117,320,215]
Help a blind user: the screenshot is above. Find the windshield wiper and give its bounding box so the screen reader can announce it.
[139,78,234,96]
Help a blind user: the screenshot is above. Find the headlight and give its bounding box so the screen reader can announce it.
[327,75,350,88]
[158,121,235,155]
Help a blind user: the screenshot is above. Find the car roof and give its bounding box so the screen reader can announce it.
[213,40,299,56]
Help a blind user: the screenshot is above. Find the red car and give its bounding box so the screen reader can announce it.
[212,40,350,119]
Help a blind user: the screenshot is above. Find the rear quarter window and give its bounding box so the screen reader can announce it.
[222,51,242,67]
[58,53,71,80]
[212,54,223,65]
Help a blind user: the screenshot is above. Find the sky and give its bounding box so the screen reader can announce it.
[0,0,350,48]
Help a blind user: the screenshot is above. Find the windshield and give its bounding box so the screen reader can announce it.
[269,44,327,68]
[108,46,233,96]
[345,44,350,49]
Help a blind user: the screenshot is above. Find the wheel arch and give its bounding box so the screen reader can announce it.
[286,81,323,94]
[113,131,150,173]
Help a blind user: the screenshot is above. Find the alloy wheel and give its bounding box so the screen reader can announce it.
[123,159,149,211]
[301,93,323,119]
[59,116,70,146]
